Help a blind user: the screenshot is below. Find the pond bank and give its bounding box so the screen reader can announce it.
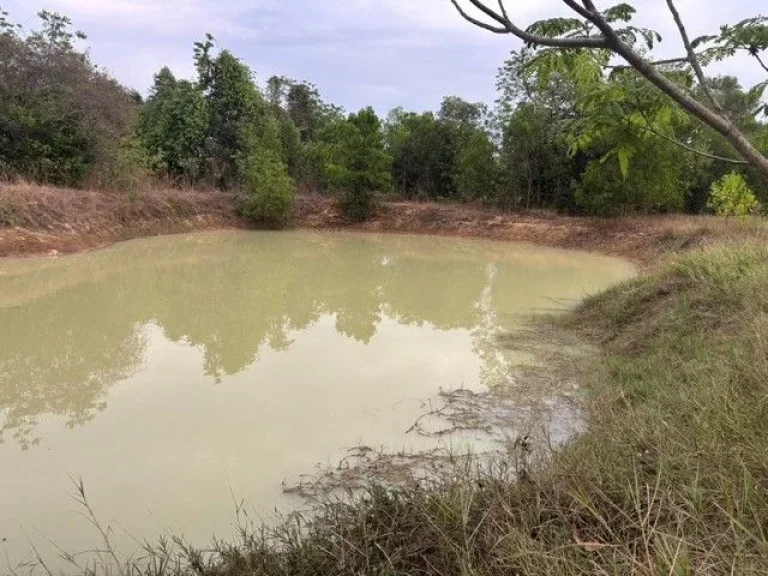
[3,183,764,263]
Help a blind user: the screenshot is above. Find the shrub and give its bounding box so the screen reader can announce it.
[707,171,759,216]
[337,188,377,222]
[94,137,156,194]
[576,141,687,216]
[238,151,296,226]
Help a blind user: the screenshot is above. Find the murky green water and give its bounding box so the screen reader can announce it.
[0,230,634,569]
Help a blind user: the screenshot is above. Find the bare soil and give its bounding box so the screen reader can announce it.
[2,183,765,263]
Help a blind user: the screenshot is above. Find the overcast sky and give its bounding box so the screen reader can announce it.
[2,0,764,113]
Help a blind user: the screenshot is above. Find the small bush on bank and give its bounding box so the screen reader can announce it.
[336,188,377,222]
[0,199,16,227]
[707,172,760,216]
[238,151,296,227]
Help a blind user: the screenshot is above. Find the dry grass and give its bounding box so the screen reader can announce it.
[0,181,241,257]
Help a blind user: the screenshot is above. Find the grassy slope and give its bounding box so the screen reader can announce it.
[127,242,767,576]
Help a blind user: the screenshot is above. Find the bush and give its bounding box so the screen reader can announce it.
[707,171,759,216]
[238,151,296,226]
[94,137,156,193]
[337,188,377,222]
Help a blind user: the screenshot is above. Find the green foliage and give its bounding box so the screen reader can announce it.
[385,97,500,204]
[138,69,209,182]
[500,103,575,210]
[577,140,687,215]
[386,109,457,199]
[707,172,760,216]
[238,148,296,226]
[438,96,488,128]
[98,136,155,193]
[0,9,137,186]
[323,107,392,221]
[2,4,767,220]
[695,17,768,103]
[274,109,302,179]
[138,36,297,194]
[236,105,296,225]
[199,49,271,188]
[454,128,502,202]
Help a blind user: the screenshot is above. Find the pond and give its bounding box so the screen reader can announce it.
[0,230,635,570]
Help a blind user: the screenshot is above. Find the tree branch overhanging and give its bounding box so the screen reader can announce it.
[559,0,599,22]
[754,52,768,74]
[664,0,724,114]
[449,0,768,180]
[636,110,748,165]
[449,0,610,49]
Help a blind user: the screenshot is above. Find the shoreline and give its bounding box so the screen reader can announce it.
[1,184,757,265]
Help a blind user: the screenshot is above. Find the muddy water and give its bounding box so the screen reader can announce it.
[0,230,634,569]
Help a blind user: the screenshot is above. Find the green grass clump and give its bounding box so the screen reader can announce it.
[0,199,18,226]
[72,243,768,576]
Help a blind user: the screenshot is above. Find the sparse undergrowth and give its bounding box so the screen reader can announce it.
[49,240,767,576]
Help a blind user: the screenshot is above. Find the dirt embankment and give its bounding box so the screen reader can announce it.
[2,183,765,263]
[0,183,241,257]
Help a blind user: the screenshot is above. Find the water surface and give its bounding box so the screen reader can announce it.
[0,230,634,569]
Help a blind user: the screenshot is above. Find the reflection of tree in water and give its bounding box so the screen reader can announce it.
[0,286,147,449]
[0,232,554,448]
[470,264,512,389]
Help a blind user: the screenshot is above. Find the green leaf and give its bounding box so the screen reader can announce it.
[601,3,636,24]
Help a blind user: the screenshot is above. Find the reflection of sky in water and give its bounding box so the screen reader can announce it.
[0,230,634,569]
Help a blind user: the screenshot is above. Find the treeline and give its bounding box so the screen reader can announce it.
[1,9,767,221]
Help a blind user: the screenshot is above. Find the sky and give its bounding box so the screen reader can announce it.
[2,0,764,114]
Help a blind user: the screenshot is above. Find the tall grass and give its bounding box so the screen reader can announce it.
[54,241,767,576]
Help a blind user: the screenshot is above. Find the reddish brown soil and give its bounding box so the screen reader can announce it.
[294,196,758,266]
[0,183,240,258]
[2,183,762,264]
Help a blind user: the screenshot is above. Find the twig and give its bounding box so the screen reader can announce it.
[636,110,748,164]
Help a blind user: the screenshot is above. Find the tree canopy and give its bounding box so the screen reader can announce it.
[450,1,768,180]
[1,5,766,221]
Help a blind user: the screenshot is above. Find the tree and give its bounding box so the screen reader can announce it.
[501,103,574,210]
[682,76,768,210]
[385,109,458,200]
[324,107,392,221]
[439,96,488,129]
[193,37,275,188]
[138,68,209,181]
[449,1,768,181]
[0,9,138,186]
[454,128,502,203]
[495,52,580,210]
[265,75,346,191]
